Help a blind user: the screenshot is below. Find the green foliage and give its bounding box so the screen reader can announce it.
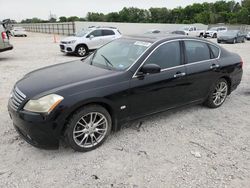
[20,1,250,24]
[85,1,250,24]
[59,16,67,22]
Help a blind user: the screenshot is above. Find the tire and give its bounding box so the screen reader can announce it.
[213,33,217,38]
[204,78,229,108]
[75,45,88,57]
[65,105,112,152]
[242,38,245,43]
[217,40,221,43]
[199,33,204,38]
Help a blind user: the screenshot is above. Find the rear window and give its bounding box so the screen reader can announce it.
[209,44,220,58]
[185,41,211,63]
[102,30,115,36]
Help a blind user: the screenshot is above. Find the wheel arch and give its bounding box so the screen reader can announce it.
[61,98,118,136]
[75,43,89,52]
[220,76,232,95]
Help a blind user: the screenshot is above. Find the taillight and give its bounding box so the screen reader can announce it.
[240,58,243,68]
[1,32,7,40]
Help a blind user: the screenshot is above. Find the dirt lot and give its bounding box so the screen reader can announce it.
[0,33,249,188]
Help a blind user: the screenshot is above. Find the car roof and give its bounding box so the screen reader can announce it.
[122,34,209,43]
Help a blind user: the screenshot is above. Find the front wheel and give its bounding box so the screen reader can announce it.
[204,78,228,108]
[65,105,112,152]
[75,45,88,57]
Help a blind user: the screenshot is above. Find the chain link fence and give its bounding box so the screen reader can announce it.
[14,22,75,35]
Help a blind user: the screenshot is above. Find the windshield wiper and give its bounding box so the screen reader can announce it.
[101,54,114,70]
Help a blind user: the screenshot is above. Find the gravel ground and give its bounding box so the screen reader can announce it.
[0,33,249,188]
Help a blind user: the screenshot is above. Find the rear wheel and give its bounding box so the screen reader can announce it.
[204,78,228,108]
[65,105,112,152]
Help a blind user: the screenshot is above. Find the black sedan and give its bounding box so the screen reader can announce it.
[8,35,243,152]
[217,30,245,44]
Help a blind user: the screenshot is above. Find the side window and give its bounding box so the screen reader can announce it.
[102,29,115,36]
[144,41,181,69]
[185,41,210,63]
[209,44,220,58]
[189,28,194,31]
[88,30,102,37]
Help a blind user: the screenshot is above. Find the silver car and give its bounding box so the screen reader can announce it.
[0,24,13,53]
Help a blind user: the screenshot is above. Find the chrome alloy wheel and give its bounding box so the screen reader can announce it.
[78,47,86,56]
[73,112,108,148]
[212,81,228,106]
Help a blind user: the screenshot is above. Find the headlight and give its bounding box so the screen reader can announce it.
[68,40,76,44]
[23,94,64,114]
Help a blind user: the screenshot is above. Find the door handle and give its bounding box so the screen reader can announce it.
[210,64,220,69]
[174,72,186,78]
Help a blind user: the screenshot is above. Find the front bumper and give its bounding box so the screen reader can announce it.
[60,43,75,53]
[8,101,61,149]
[205,33,214,37]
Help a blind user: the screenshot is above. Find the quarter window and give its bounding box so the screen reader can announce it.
[144,41,181,69]
[102,30,115,36]
[185,41,210,63]
[209,44,220,58]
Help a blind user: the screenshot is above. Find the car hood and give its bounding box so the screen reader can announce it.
[61,36,79,42]
[16,60,117,99]
[219,34,235,38]
[206,30,216,33]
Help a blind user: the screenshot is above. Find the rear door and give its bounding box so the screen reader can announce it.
[183,40,219,101]
[101,29,116,44]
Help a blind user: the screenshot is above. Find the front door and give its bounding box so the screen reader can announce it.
[129,41,189,119]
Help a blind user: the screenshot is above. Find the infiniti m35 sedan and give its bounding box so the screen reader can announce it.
[8,35,243,152]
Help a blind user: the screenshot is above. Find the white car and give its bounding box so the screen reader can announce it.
[11,27,27,37]
[60,27,122,57]
[205,26,227,38]
[179,26,205,37]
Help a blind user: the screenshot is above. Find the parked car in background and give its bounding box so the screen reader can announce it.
[204,26,227,38]
[0,24,13,53]
[8,35,243,152]
[171,30,186,35]
[217,30,245,44]
[11,27,27,37]
[145,29,161,34]
[246,32,250,40]
[60,27,122,57]
[179,26,205,37]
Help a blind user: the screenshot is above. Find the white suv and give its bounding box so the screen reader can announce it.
[205,26,227,38]
[60,27,122,57]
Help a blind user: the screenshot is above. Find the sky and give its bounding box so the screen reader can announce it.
[0,0,240,22]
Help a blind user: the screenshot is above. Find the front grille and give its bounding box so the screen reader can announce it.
[9,87,26,111]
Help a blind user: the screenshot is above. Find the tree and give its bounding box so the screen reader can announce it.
[59,16,67,22]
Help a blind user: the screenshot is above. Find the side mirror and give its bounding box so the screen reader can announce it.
[89,35,94,39]
[139,64,161,75]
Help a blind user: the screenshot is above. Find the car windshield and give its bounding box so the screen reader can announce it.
[75,29,92,37]
[86,39,151,71]
[182,27,190,31]
[209,27,218,31]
